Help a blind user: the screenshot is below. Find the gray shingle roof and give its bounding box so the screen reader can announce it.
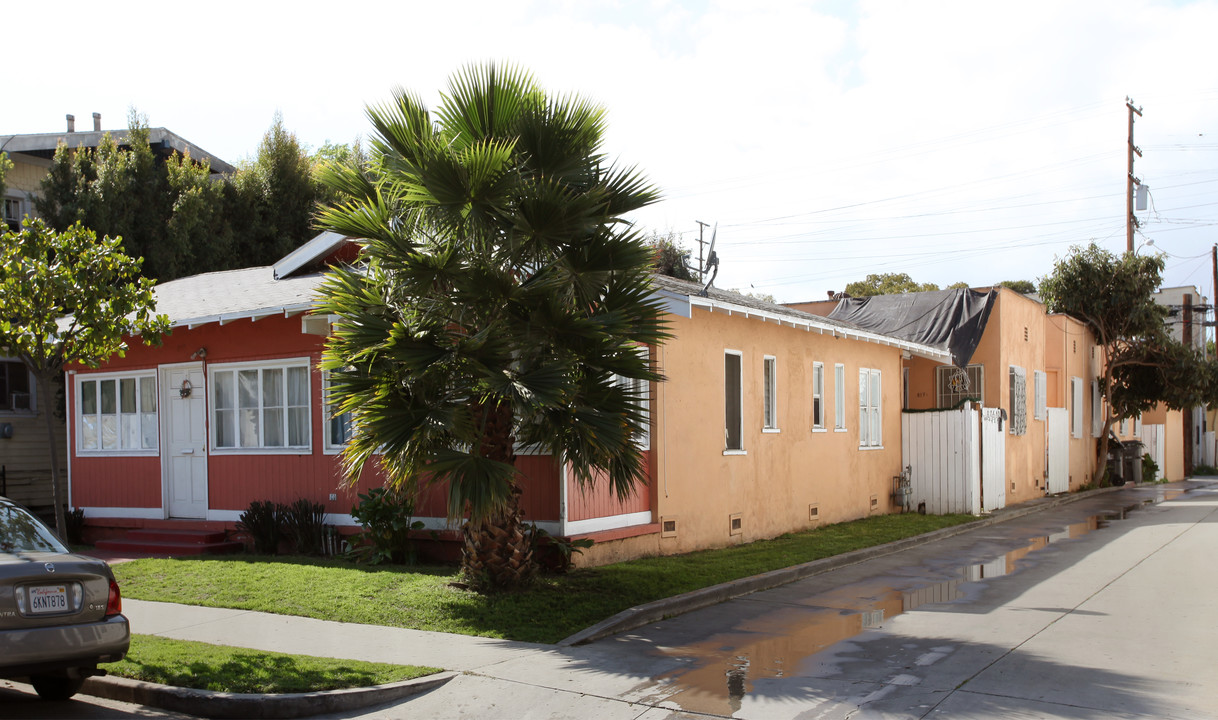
[150,266,325,328]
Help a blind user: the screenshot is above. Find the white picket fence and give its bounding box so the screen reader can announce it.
[901,405,982,515]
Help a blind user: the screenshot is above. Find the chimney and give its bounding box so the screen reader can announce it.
[93,113,101,132]
[66,114,76,133]
[827,290,835,299]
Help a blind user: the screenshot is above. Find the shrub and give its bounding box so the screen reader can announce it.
[1143,455,1161,484]
[282,498,327,556]
[237,501,285,554]
[529,526,594,574]
[349,488,424,565]
[1190,463,1217,477]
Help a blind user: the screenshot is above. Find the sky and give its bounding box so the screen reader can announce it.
[8,0,1218,306]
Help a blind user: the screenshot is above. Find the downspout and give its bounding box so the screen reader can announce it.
[558,450,568,537]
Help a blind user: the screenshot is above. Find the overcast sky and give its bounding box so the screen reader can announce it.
[9,0,1218,305]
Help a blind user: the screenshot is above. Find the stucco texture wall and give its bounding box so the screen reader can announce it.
[649,306,907,556]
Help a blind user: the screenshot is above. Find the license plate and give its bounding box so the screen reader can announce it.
[29,585,69,614]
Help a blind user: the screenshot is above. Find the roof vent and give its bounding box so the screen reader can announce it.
[93,113,102,132]
[66,114,75,133]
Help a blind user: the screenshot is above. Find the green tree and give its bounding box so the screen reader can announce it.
[315,64,669,591]
[231,114,320,266]
[1039,243,1207,480]
[0,151,11,200]
[0,219,168,537]
[945,281,971,290]
[999,279,1037,294]
[647,231,695,281]
[844,272,939,296]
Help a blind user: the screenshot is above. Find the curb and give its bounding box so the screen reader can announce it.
[557,483,1142,646]
[81,670,457,719]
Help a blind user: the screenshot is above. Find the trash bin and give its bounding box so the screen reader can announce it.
[1107,451,1125,486]
[1123,441,1144,484]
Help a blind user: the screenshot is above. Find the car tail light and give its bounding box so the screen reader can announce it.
[106,579,123,617]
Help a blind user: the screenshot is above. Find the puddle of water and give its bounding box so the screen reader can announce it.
[649,506,1146,713]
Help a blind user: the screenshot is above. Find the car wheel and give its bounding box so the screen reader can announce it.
[30,674,86,701]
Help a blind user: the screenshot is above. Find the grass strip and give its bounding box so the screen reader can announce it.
[103,634,439,694]
[113,512,975,644]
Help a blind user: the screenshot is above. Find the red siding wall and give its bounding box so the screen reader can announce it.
[69,315,562,522]
[567,451,653,521]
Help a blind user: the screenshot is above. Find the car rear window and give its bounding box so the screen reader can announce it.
[0,502,69,554]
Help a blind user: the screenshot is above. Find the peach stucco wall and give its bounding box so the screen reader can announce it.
[645,305,908,556]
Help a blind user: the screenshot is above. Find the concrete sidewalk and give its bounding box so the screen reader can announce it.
[78,480,1214,718]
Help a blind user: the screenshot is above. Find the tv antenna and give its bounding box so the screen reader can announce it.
[686,221,720,297]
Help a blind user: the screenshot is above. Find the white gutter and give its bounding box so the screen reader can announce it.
[686,295,952,364]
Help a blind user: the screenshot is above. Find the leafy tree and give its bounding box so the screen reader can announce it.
[648,231,696,281]
[1039,243,1208,479]
[999,279,1037,294]
[231,114,320,265]
[315,64,669,591]
[945,281,971,290]
[0,151,11,199]
[844,272,939,297]
[35,111,322,280]
[0,219,168,537]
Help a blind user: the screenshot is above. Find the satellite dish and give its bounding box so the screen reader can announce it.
[699,223,719,297]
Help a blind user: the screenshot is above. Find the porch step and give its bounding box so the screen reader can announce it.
[95,529,244,556]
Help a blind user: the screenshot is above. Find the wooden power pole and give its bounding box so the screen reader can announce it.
[1127,98,1143,253]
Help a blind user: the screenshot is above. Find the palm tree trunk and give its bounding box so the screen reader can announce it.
[461,400,537,591]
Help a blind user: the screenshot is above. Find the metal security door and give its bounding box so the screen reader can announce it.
[980,408,1006,511]
[161,363,208,518]
[1046,407,1069,494]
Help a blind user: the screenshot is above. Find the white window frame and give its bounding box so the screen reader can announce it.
[1071,377,1084,439]
[612,371,651,451]
[811,361,825,431]
[936,364,985,408]
[75,370,159,456]
[859,368,882,449]
[2,195,23,232]
[1119,417,1130,436]
[209,358,312,454]
[1033,370,1047,421]
[834,363,846,431]
[763,355,779,432]
[321,369,353,455]
[724,350,745,454]
[0,357,35,415]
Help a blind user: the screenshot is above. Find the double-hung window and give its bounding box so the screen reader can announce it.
[762,356,778,431]
[77,373,158,453]
[811,362,824,430]
[725,351,743,452]
[1070,377,1084,439]
[859,368,882,448]
[834,363,846,430]
[0,359,33,413]
[211,360,311,451]
[322,370,353,453]
[1033,370,1047,420]
[614,372,651,450]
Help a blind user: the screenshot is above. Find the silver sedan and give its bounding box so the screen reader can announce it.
[0,497,129,701]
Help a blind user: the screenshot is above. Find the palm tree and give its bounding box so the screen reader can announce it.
[315,64,669,591]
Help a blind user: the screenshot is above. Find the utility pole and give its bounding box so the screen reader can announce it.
[1126,97,1143,253]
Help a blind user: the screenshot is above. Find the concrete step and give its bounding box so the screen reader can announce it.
[95,529,244,556]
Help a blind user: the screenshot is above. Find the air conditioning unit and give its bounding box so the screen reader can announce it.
[10,393,31,412]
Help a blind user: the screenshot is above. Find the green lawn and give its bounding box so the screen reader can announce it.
[104,635,438,694]
[113,512,975,644]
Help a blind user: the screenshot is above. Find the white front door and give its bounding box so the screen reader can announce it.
[161,363,208,519]
[1046,407,1070,494]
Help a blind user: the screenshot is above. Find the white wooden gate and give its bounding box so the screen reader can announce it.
[902,404,981,515]
[980,408,1006,511]
[1046,407,1069,494]
[1143,424,1165,478]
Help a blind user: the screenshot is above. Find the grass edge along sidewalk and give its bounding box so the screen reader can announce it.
[113,512,980,645]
